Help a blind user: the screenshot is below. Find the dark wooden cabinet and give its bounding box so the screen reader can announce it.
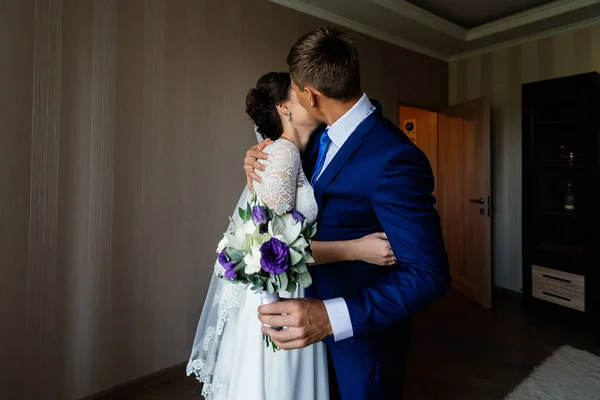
[522,72,600,338]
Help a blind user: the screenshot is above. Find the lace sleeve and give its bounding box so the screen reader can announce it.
[255,140,300,214]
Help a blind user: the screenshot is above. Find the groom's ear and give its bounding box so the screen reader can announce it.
[305,86,320,108]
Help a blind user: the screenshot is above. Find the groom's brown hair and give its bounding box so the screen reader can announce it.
[287,27,361,101]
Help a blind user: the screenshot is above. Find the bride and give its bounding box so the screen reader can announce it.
[187,72,395,400]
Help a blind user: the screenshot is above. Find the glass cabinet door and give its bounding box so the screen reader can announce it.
[530,108,596,273]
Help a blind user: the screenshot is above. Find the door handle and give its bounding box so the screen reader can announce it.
[469,198,485,204]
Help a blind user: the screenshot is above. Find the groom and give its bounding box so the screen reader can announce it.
[246,28,450,399]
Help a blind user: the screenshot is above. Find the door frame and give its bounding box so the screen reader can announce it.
[399,99,493,309]
[440,98,492,309]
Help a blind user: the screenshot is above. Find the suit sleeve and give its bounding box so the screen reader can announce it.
[344,144,451,338]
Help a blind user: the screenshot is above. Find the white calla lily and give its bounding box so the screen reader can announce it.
[216,235,228,253]
[225,220,258,251]
[280,213,302,244]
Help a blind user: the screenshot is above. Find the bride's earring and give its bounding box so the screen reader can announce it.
[287,113,291,122]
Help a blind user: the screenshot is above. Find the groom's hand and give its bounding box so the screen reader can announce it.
[244,139,272,192]
[258,298,333,350]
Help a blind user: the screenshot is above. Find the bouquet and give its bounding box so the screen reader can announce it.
[215,193,317,350]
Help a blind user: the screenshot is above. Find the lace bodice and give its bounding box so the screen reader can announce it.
[253,139,318,226]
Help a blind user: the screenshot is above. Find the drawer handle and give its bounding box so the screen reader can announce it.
[542,291,571,302]
[542,274,571,284]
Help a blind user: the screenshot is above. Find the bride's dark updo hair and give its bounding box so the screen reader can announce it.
[246,72,291,140]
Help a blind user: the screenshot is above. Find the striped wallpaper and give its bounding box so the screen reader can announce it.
[450,23,600,292]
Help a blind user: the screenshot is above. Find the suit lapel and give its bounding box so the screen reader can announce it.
[314,111,379,208]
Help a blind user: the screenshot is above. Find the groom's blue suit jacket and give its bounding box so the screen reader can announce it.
[303,100,450,399]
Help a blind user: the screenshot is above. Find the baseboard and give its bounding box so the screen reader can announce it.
[493,285,523,298]
[81,362,187,400]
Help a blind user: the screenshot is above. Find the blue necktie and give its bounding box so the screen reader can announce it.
[311,129,331,187]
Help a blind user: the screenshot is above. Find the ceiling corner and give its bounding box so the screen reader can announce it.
[467,0,600,41]
[268,0,600,63]
[268,0,451,61]
[369,0,467,40]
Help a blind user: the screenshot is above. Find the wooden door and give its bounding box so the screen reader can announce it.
[438,98,492,309]
[399,106,439,202]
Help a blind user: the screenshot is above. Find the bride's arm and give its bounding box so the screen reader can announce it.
[311,233,396,267]
[254,141,300,212]
[253,141,395,268]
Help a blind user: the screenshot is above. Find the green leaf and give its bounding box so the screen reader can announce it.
[297,271,312,288]
[285,280,297,293]
[301,227,311,238]
[250,275,265,291]
[253,233,270,247]
[267,280,275,294]
[239,204,253,222]
[225,248,245,263]
[279,272,289,292]
[289,248,302,265]
[291,237,309,253]
[295,263,308,274]
[233,260,246,272]
[302,252,315,264]
[252,283,263,292]
[264,333,280,352]
[309,223,317,238]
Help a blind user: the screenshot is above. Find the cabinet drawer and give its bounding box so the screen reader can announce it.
[532,265,585,294]
[532,281,585,312]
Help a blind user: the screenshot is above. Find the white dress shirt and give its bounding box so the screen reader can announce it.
[317,93,375,342]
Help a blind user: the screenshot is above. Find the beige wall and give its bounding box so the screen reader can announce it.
[449,23,600,292]
[0,0,447,398]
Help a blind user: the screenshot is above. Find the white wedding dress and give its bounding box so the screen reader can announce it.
[187,138,329,400]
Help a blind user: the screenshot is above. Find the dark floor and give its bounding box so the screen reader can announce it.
[404,289,598,399]
[100,289,600,400]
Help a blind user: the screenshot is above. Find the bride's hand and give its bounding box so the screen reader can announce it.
[244,139,272,192]
[352,232,396,266]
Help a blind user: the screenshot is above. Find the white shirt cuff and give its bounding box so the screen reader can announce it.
[323,297,354,342]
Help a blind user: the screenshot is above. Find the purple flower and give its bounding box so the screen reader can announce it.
[260,237,291,275]
[224,268,237,279]
[218,249,238,279]
[290,209,305,224]
[252,206,269,225]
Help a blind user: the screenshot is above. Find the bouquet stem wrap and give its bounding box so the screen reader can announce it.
[260,290,280,306]
[260,290,282,351]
